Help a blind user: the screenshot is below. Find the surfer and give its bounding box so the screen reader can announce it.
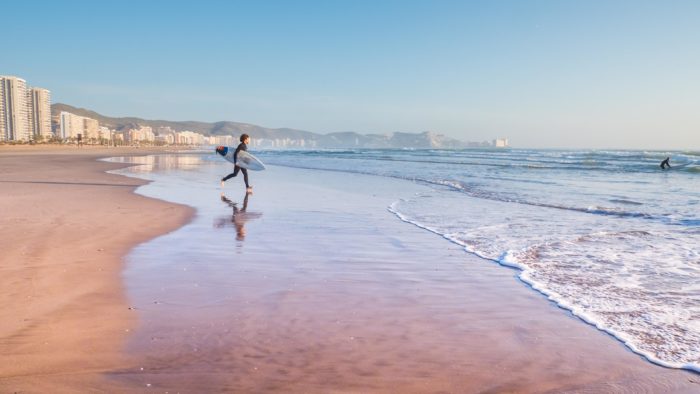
[221,134,252,193]
[660,157,671,170]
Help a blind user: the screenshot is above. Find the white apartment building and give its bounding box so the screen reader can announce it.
[206,135,234,146]
[99,126,112,140]
[29,87,51,138]
[252,138,313,149]
[128,126,155,142]
[84,117,99,139]
[0,76,52,142]
[60,111,82,139]
[493,138,509,148]
[176,131,206,145]
[60,111,100,140]
[0,76,31,141]
[155,134,173,144]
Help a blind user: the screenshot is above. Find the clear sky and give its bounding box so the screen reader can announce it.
[3,0,699,149]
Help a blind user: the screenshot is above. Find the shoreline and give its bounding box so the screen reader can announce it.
[389,201,700,374]
[111,159,699,392]
[0,146,195,392]
[3,147,698,392]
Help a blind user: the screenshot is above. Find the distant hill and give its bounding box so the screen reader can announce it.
[51,103,313,138]
[51,103,471,149]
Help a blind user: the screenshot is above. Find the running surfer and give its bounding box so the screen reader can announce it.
[660,157,671,170]
[220,134,253,193]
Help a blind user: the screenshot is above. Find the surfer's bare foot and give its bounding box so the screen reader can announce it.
[246,186,253,194]
[220,180,225,188]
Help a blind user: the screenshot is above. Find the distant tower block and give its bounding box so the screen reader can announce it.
[29,87,52,139]
[492,138,509,148]
[0,76,31,141]
[1,75,52,142]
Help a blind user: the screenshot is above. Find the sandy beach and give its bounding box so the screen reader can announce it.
[1,147,699,393]
[0,146,194,392]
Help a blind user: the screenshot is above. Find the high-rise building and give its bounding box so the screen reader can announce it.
[492,138,509,148]
[0,76,31,141]
[128,126,155,142]
[60,111,83,139]
[60,111,100,140]
[1,75,52,142]
[99,126,112,141]
[29,87,52,139]
[83,117,99,140]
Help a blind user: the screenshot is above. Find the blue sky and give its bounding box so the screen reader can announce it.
[3,0,699,148]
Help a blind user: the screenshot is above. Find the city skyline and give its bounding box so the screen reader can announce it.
[0,76,52,142]
[3,1,700,149]
[4,82,484,149]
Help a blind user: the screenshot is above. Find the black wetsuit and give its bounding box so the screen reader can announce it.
[222,142,249,187]
[660,157,671,169]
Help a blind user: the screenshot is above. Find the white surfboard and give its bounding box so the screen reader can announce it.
[215,146,266,171]
[668,161,694,170]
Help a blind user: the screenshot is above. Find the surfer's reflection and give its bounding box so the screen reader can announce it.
[215,192,262,241]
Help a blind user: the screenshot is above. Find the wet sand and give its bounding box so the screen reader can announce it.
[0,146,194,392]
[110,160,699,393]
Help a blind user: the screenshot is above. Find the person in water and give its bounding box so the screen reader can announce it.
[660,157,671,170]
[220,134,252,193]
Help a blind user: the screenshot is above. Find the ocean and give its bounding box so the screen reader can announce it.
[254,148,700,372]
[113,148,699,373]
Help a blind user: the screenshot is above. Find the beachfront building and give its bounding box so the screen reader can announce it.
[206,134,234,146]
[0,76,52,142]
[128,126,155,142]
[155,134,173,145]
[84,117,99,140]
[60,111,100,140]
[0,76,31,141]
[252,137,315,149]
[492,138,509,148]
[99,126,112,141]
[29,88,52,139]
[156,126,175,135]
[155,126,176,145]
[156,132,176,144]
[175,130,206,145]
[60,111,82,139]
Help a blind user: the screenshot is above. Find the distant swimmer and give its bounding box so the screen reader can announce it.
[660,157,671,170]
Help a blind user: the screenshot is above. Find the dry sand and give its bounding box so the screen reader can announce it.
[0,146,193,392]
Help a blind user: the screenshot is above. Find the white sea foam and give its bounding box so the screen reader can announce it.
[389,191,700,372]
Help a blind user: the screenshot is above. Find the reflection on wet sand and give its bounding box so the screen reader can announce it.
[108,154,205,172]
[117,160,699,393]
[215,192,263,241]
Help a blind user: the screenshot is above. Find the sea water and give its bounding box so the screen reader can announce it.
[251,148,700,372]
[111,149,699,373]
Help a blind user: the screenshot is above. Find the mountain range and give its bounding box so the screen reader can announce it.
[51,103,481,149]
